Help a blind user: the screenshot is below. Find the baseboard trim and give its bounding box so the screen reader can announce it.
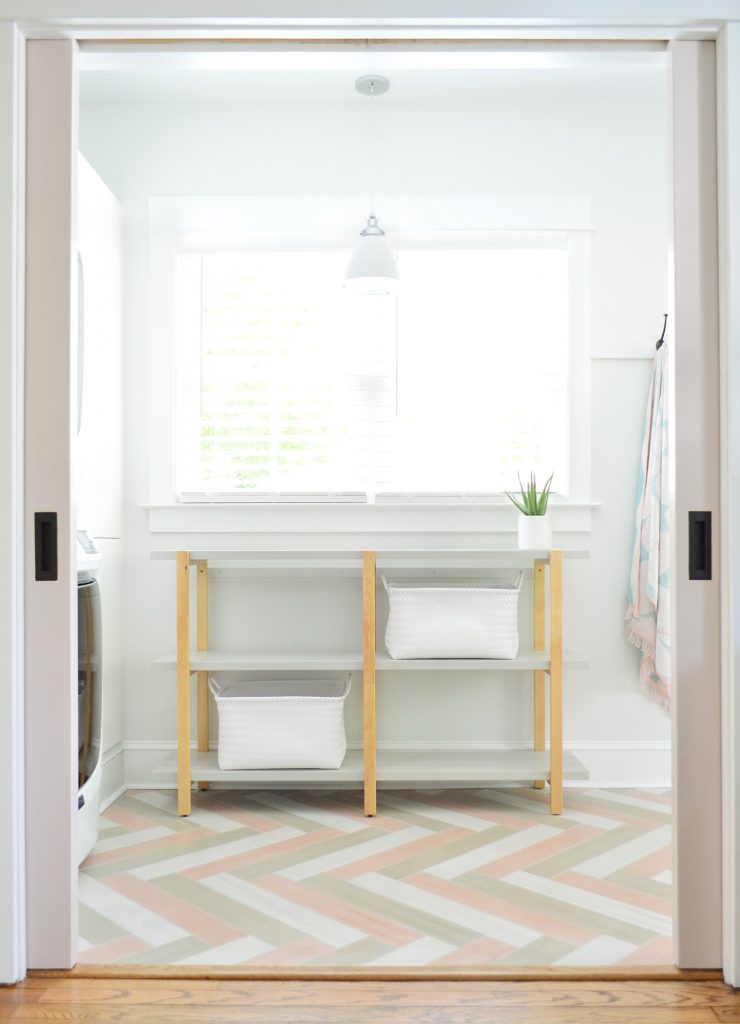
[30,965,720,982]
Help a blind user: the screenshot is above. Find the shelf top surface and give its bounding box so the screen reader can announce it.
[152,650,588,671]
[150,548,589,563]
[156,748,589,782]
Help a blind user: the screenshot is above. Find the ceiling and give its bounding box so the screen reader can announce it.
[79,45,667,104]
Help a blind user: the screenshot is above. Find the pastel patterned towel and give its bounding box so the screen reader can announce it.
[625,343,671,711]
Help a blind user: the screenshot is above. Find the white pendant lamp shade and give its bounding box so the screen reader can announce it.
[344,213,399,295]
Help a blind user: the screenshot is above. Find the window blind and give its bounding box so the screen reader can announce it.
[174,242,570,499]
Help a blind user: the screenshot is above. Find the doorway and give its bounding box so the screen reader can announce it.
[23,34,724,974]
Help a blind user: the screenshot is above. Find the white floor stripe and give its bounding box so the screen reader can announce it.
[366,937,457,966]
[78,874,188,946]
[379,793,500,833]
[248,792,367,833]
[554,935,638,966]
[427,823,561,880]
[353,872,541,947]
[477,790,622,831]
[77,937,93,952]
[582,790,672,815]
[176,935,273,965]
[92,825,173,854]
[281,825,431,881]
[133,791,245,833]
[201,873,364,948]
[572,825,671,879]
[131,827,301,881]
[654,870,672,885]
[500,870,672,936]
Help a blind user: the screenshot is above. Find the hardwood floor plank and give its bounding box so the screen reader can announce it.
[6,1003,725,1023]
[19,979,739,1009]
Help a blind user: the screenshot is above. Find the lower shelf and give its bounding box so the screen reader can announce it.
[153,748,589,786]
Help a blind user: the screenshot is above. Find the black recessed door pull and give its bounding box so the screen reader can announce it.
[34,511,58,582]
[688,511,712,581]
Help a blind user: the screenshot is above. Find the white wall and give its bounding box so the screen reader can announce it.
[76,155,125,806]
[79,63,672,787]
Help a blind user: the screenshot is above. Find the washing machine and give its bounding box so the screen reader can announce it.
[77,528,102,865]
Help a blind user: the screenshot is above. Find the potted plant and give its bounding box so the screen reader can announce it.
[506,472,554,549]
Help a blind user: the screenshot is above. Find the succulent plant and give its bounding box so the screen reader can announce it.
[506,471,553,516]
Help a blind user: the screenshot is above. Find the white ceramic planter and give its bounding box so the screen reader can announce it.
[518,513,552,550]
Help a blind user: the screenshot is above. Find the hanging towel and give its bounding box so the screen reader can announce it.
[625,343,671,711]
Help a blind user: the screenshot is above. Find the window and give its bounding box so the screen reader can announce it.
[173,236,577,501]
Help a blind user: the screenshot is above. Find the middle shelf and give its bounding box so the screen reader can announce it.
[152,650,589,673]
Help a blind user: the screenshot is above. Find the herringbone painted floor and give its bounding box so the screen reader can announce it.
[78,787,672,967]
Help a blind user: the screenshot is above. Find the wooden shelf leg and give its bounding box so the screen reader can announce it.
[196,561,209,792]
[176,551,192,816]
[363,551,377,817]
[533,559,546,789]
[549,549,563,815]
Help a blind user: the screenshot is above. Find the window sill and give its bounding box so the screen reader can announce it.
[143,501,599,547]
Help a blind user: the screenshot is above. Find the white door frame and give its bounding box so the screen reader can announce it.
[0,20,27,986]
[1,2,739,984]
[717,21,740,990]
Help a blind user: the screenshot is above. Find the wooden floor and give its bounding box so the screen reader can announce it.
[2,972,738,1022]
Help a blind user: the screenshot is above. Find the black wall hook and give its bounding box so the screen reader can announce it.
[656,313,668,350]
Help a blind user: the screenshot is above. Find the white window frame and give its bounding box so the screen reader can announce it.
[148,194,592,510]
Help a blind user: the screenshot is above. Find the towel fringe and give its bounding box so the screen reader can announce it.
[625,626,654,658]
[638,678,671,714]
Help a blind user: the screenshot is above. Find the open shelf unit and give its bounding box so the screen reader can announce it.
[151,548,588,817]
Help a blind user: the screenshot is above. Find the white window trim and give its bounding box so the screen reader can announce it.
[147,193,592,525]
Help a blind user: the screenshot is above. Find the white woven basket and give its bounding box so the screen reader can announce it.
[383,575,523,660]
[208,676,351,770]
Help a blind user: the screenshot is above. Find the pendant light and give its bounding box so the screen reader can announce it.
[344,75,399,295]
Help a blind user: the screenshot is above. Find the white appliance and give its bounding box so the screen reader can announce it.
[77,527,102,865]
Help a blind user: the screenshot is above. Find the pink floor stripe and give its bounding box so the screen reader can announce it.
[409,871,597,947]
[104,873,245,946]
[387,790,549,832]
[257,873,422,947]
[334,827,472,881]
[328,795,410,832]
[623,790,672,807]
[629,845,673,879]
[286,792,402,831]
[183,827,339,882]
[619,935,674,964]
[83,827,212,868]
[430,936,516,966]
[550,794,669,829]
[241,937,334,966]
[189,799,286,832]
[558,870,673,917]
[478,824,603,880]
[102,803,161,832]
[76,936,150,964]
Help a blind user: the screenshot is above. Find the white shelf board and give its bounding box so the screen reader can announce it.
[150,548,589,566]
[376,651,588,671]
[153,748,588,784]
[152,651,364,672]
[151,650,588,673]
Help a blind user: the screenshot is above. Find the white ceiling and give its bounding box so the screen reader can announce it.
[79,45,667,104]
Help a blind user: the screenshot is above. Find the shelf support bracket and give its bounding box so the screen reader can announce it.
[176,550,192,815]
[363,550,377,816]
[533,558,547,789]
[195,559,209,791]
[549,550,564,814]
